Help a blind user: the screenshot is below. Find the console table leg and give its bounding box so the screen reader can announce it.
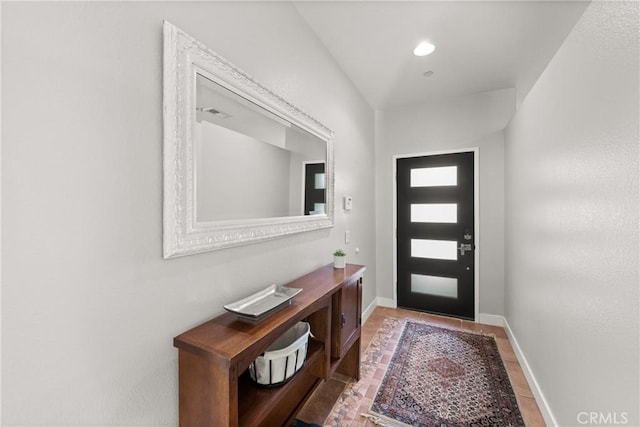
[179,350,238,427]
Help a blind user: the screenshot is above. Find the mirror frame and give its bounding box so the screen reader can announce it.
[163,21,335,258]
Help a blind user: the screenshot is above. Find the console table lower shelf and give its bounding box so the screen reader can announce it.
[173,263,365,427]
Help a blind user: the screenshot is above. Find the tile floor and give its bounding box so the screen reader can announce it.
[297,306,546,426]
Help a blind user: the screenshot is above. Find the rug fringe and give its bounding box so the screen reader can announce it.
[361,412,413,427]
[406,318,498,338]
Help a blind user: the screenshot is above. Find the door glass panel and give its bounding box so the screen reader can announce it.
[411,239,458,260]
[410,166,457,187]
[314,173,326,189]
[411,274,458,298]
[411,203,457,223]
[311,203,325,215]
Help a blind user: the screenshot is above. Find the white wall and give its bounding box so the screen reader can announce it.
[1,2,376,425]
[504,1,639,425]
[375,89,514,316]
[196,121,293,221]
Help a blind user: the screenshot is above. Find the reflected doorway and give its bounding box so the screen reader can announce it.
[304,162,326,215]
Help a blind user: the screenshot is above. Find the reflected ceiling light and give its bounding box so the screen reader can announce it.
[413,41,435,57]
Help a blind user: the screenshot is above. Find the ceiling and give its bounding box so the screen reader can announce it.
[294,1,590,110]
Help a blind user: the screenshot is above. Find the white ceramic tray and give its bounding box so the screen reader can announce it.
[224,285,302,321]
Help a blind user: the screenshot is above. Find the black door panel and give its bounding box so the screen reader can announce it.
[396,152,475,319]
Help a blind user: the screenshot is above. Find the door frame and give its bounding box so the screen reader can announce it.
[392,147,480,321]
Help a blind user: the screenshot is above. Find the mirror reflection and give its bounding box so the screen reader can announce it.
[194,73,327,222]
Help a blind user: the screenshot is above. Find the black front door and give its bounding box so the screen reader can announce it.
[396,152,475,319]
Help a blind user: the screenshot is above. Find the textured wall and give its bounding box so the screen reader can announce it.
[1,2,375,425]
[374,88,514,316]
[504,1,639,425]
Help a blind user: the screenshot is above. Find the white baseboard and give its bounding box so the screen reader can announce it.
[362,298,377,324]
[503,317,557,427]
[376,297,396,308]
[362,297,395,324]
[477,313,505,326]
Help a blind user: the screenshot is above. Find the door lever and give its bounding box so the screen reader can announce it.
[459,243,473,256]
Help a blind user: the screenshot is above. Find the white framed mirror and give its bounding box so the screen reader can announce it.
[163,21,335,258]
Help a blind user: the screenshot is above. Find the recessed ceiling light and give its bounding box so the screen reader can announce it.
[414,41,435,57]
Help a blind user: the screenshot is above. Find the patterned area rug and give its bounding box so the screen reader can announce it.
[370,321,524,427]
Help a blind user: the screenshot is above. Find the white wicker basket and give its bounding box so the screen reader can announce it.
[249,321,310,387]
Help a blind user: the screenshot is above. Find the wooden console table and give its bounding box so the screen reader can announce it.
[173,263,365,427]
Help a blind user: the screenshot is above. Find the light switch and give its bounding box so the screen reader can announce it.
[345,230,351,244]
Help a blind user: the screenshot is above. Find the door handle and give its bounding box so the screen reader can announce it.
[459,243,473,256]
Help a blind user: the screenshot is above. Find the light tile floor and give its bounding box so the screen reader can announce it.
[297,306,546,426]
